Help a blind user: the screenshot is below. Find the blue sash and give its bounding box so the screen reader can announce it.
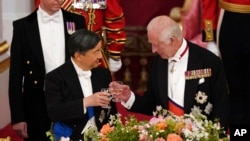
[53,122,73,140]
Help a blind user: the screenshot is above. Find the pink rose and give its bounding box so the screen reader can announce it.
[149,117,165,125]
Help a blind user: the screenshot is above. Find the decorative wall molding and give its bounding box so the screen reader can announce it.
[0,40,9,55]
[0,40,10,73]
[122,26,153,57]
[115,26,155,92]
[0,57,10,73]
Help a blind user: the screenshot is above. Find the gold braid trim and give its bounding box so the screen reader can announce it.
[204,20,214,42]
[88,9,96,31]
[0,57,10,73]
[101,47,110,68]
[105,27,124,32]
[106,38,126,45]
[0,40,9,55]
[219,0,250,13]
[62,1,72,11]
[104,13,124,23]
[108,51,121,60]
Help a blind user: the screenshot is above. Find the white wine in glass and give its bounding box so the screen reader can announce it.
[101,88,112,109]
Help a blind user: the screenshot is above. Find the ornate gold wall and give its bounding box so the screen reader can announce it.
[114,26,154,94]
[0,41,9,73]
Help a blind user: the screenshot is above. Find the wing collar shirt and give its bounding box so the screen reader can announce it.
[71,58,94,113]
[71,58,96,129]
[167,39,189,107]
[122,39,189,109]
[37,6,65,73]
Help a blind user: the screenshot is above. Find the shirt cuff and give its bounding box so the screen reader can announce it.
[121,91,135,109]
[83,101,87,114]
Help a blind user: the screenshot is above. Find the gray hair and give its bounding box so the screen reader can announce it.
[159,23,182,42]
[147,15,182,44]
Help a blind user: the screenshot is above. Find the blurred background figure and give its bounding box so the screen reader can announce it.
[60,0,126,76]
[169,0,207,49]
[202,0,250,125]
[35,0,126,76]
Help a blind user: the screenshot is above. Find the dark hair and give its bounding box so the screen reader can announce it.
[68,29,102,57]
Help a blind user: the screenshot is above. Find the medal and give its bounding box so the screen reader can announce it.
[66,22,76,34]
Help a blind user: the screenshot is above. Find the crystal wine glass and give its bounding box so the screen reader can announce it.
[101,88,112,108]
[110,81,123,102]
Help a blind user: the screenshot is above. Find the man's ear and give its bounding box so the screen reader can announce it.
[74,52,82,61]
[169,36,175,43]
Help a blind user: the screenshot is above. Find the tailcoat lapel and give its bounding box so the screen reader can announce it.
[184,44,201,112]
[26,9,45,67]
[157,59,169,109]
[26,9,74,67]
[63,60,84,98]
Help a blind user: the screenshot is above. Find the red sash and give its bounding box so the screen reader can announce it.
[168,98,184,116]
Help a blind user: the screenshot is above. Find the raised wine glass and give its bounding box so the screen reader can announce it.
[101,88,112,109]
[110,81,123,102]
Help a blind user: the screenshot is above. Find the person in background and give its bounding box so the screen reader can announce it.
[201,0,250,125]
[35,0,127,75]
[45,29,117,140]
[8,0,86,140]
[169,0,207,49]
[62,0,126,75]
[110,15,230,130]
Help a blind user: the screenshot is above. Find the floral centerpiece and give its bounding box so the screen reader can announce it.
[89,106,229,141]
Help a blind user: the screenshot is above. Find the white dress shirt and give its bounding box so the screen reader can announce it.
[71,58,93,113]
[167,39,188,107]
[122,39,189,109]
[71,58,96,132]
[37,6,65,73]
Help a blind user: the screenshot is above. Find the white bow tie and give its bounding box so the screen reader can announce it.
[42,13,60,23]
[78,70,92,78]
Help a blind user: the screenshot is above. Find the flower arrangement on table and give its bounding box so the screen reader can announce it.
[88,106,229,141]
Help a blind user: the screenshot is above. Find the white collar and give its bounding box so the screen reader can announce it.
[38,6,62,23]
[71,58,91,78]
[168,39,188,63]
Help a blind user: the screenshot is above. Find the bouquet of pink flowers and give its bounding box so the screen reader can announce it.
[89,106,229,141]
